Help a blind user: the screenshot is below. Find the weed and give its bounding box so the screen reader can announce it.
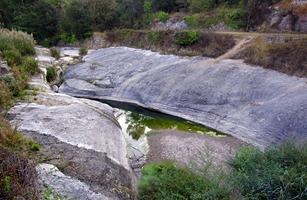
[46,66,57,83]
[3,176,10,193]
[154,11,169,22]
[79,47,88,56]
[50,47,60,59]
[22,56,39,75]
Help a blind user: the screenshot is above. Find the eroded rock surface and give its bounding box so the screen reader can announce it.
[60,47,307,149]
[9,47,136,200]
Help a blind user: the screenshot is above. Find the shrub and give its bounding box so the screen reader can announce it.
[79,47,88,56]
[0,81,13,110]
[46,66,57,83]
[2,49,23,66]
[174,31,200,46]
[50,47,60,59]
[230,143,307,200]
[154,11,169,22]
[139,161,231,200]
[0,148,39,200]
[183,15,199,28]
[0,29,35,56]
[22,56,39,75]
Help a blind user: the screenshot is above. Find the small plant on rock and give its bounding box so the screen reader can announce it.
[79,47,88,56]
[50,47,60,59]
[46,66,57,83]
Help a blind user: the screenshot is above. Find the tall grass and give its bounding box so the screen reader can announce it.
[0,29,35,56]
[0,29,38,109]
[239,37,307,77]
[139,143,307,200]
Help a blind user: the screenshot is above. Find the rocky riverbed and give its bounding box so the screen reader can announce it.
[59,47,307,150]
[8,45,307,199]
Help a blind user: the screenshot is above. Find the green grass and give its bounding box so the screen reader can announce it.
[139,143,307,200]
[175,31,200,46]
[46,66,57,83]
[230,143,307,200]
[139,161,231,200]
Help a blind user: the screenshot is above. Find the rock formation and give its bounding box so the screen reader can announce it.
[9,47,136,200]
[60,47,307,150]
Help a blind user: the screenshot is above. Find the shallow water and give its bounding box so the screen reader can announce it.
[116,108,226,171]
[118,110,225,140]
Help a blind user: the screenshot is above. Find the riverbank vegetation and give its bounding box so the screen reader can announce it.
[139,143,307,200]
[105,29,235,57]
[0,29,40,200]
[0,0,284,45]
[237,37,307,77]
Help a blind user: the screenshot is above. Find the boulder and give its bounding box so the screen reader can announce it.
[60,47,307,150]
[9,92,136,199]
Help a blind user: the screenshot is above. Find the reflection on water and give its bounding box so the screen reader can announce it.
[119,110,225,140]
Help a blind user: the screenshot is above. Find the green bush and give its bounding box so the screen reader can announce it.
[79,47,88,56]
[46,66,57,83]
[154,11,169,22]
[175,31,200,46]
[2,50,23,66]
[230,143,307,200]
[184,15,199,28]
[139,161,230,200]
[50,47,60,59]
[22,57,39,75]
[224,8,244,29]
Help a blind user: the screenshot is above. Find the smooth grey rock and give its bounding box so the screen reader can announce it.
[37,164,110,200]
[61,47,80,58]
[9,92,128,168]
[9,92,135,199]
[60,47,307,149]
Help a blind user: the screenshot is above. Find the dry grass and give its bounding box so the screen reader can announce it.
[105,29,236,58]
[0,148,39,200]
[0,116,40,199]
[237,36,307,77]
[0,81,13,111]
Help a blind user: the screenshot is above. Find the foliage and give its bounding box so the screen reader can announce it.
[46,66,57,83]
[184,15,199,28]
[79,47,88,56]
[154,11,170,22]
[22,57,39,76]
[175,31,200,46]
[0,29,37,105]
[50,47,60,59]
[230,143,307,200]
[139,161,231,200]
[0,147,39,200]
[106,29,235,57]
[0,29,35,56]
[0,81,12,110]
[139,143,307,200]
